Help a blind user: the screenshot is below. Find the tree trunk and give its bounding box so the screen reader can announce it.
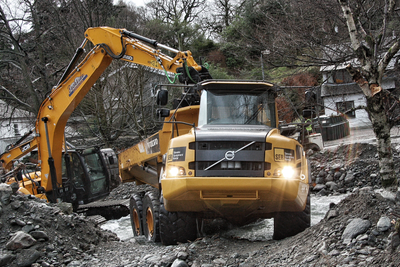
[366,91,397,190]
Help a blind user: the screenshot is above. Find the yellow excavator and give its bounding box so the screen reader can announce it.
[0,27,210,212]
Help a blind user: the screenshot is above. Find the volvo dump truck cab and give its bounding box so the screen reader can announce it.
[119,80,311,245]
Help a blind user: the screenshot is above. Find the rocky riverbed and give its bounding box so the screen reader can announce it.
[1,143,400,267]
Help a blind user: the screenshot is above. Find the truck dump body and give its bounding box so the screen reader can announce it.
[118,105,199,188]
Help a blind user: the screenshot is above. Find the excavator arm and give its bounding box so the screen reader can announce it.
[0,132,38,171]
[2,27,210,201]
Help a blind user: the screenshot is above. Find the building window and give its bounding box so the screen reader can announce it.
[14,124,20,136]
[333,70,353,84]
[336,101,355,117]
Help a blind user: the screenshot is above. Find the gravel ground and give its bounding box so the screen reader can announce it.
[1,128,400,266]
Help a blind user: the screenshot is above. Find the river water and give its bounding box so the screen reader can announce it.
[101,194,349,242]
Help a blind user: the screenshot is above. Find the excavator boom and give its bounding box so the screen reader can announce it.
[1,27,210,202]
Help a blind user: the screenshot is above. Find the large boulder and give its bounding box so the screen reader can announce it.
[6,231,37,250]
[341,218,371,242]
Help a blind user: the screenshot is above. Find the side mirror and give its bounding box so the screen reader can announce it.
[156,89,168,106]
[157,108,170,118]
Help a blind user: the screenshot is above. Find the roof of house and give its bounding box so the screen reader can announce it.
[321,75,398,97]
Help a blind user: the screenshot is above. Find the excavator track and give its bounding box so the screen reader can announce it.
[77,199,130,225]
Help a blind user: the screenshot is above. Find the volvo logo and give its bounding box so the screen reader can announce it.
[225,151,235,161]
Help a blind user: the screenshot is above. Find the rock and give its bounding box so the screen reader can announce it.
[30,230,49,241]
[389,233,400,250]
[57,202,73,215]
[0,183,12,205]
[15,248,41,267]
[21,224,35,233]
[176,251,188,260]
[0,254,16,267]
[334,171,342,179]
[328,249,340,256]
[344,171,355,184]
[66,260,83,267]
[171,259,189,267]
[325,173,334,182]
[10,200,22,210]
[376,216,391,232]
[6,231,37,250]
[342,218,371,241]
[213,258,226,264]
[326,209,339,220]
[375,189,396,202]
[143,254,162,265]
[313,184,326,191]
[318,170,326,178]
[326,181,339,191]
[317,188,329,196]
[397,188,400,202]
[10,182,20,194]
[331,163,342,170]
[11,218,26,226]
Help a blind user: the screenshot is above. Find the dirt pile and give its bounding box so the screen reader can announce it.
[242,188,400,267]
[0,184,118,267]
[309,143,400,195]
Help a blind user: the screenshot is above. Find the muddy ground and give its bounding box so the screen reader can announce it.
[1,142,400,267]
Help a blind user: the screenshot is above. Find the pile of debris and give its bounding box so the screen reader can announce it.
[0,184,118,267]
[0,143,400,267]
[309,143,400,195]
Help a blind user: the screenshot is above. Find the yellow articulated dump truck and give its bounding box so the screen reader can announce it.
[119,79,311,245]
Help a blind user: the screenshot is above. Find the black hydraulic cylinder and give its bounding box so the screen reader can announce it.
[121,30,158,47]
[57,40,87,86]
[41,117,60,203]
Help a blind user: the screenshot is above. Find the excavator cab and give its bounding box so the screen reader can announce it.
[61,148,110,205]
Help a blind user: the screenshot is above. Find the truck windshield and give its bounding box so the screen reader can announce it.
[198,90,276,127]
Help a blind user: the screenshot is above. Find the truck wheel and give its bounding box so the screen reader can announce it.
[159,197,197,245]
[273,192,310,240]
[129,193,143,236]
[142,191,161,242]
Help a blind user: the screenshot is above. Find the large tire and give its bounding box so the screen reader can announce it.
[159,197,197,245]
[142,191,161,242]
[273,192,311,240]
[129,193,143,236]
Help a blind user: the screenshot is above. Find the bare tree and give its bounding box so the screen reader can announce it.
[222,0,399,190]
[0,0,84,114]
[202,0,242,38]
[146,0,207,50]
[0,0,153,149]
[338,0,400,191]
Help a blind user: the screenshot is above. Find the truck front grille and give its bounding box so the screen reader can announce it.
[193,141,269,177]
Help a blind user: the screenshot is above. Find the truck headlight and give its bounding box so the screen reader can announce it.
[168,166,186,176]
[282,166,295,179]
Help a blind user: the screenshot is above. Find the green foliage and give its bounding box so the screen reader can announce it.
[219,0,292,71]
[206,64,234,80]
[188,35,218,62]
